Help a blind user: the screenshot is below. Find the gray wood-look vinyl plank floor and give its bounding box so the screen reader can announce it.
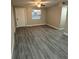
[12,25,68,59]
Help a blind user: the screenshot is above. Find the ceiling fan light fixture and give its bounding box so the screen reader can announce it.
[37,4,41,8]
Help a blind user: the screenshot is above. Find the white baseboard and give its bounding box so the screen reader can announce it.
[46,24,59,30]
[58,28,64,30]
[46,24,65,30]
[63,32,68,36]
[26,24,46,27]
[16,24,64,31]
[16,24,46,27]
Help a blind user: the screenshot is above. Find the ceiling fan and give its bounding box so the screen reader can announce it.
[27,0,51,7]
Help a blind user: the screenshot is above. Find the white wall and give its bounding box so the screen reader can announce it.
[60,5,67,28]
[14,7,46,26]
[27,7,46,25]
[46,2,62,28]
[11,5,15,54]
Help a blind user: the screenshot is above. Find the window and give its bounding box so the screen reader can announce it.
[32,9,41,19]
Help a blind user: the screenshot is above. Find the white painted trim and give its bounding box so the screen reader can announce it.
[58,28,64,30]
[46,24,65,30]
[46,24,59,30]
[26,24,46,27]
[16,24,46,27]
[16,24,64,31]
[16,26,25,28]
[64,32,68,36]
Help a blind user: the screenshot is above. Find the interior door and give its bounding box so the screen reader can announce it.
[15,8,26,27]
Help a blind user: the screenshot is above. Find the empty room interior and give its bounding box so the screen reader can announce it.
[11,0,68,59]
